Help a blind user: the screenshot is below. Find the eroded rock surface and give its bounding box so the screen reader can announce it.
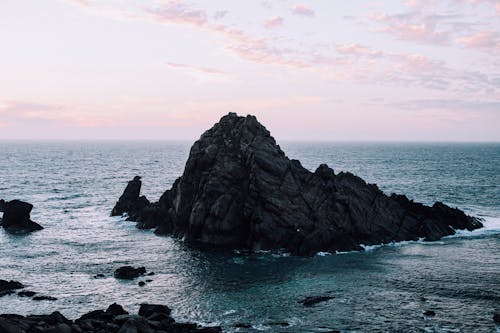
[112,113,483,255]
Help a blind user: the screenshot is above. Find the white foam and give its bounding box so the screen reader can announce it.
[316,216,500,256]
[443,215,500,239]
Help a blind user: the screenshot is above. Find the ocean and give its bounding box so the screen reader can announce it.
[0,141,499,332]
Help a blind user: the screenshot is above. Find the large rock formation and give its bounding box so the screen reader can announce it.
[0,199,43,233]
[112,113,483,255]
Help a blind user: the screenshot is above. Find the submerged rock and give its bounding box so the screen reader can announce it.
[112,113,483,255]
[298,295,334,307]
[0,199,43,233]
[423,310,436,317]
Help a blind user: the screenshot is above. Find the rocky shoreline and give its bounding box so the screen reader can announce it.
[0,302,222,333]
[112,113,483,255]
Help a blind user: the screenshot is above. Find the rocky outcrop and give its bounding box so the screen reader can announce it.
[112,113,483,255]
[0,280,24,297]
[0,200,43,233]
[0,303,223,333]
[113,266,146,280]
[111,176,150,218]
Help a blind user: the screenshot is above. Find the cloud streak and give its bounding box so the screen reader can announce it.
[290,4,315,17]
[165,62,226,74]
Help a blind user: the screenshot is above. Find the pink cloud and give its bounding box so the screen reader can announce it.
[290,4,315,17]
[457,31,500,53]
[368,11,451,44]
[165,62,226,74]
[336,44,382,58]
[264,16,284,29]
[147,0,207,27]
[0,100,115,127]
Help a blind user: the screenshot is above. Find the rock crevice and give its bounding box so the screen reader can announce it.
[112,112,482,255]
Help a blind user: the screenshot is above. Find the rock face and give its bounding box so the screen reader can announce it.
[112,113,483,255]
[0,199,43,233]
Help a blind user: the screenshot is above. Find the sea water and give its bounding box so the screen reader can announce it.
[0,141,498,332]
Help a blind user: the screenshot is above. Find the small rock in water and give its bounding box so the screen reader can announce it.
[114,266,147,280]
[493,311,500,324]
[267,321,289,326]
[0,199,43,233]
[94,274,105,279]
[32,295,57,301]
[298,295,334,307]
[423,310,436,317]
[234,323,252,328]
[17,291,36,297]
[0,280,24,297]
[138,281,146,287]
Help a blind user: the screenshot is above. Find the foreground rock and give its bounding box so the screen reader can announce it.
[112,113,483,255]
[0,199,43,233]
[0,303,223,333]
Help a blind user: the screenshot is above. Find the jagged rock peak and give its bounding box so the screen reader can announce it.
[112,113,483,256]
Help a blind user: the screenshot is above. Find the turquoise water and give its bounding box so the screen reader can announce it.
[0,141,499,332]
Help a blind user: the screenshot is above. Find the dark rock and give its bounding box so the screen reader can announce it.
[138,281,146,287]
[94,273,105,279]
[0,302,223,332]
[106,303,128,316]
[118,319,139,333]
[298,295,334,307]
[0,318,23,333]
[0,200,43,233]
[493,311,500,324]
[0,280,24,297]
[42,323,72,333]
[267,321,289,326]
[114,266,146,280]
[77,309,108,322]
[195,327,223,332]
[234,323,252,328]
[147,272,155,276]
[112,113,483,255]
[138,304,172,318]
[111,176,150,217]
[423,310,436,317]
[17,290,36,297]
[32,295,57,301]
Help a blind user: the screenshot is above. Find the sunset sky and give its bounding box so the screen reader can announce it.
[0,0,499,141]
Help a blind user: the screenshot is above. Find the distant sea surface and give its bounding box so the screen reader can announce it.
[0,141,499,333]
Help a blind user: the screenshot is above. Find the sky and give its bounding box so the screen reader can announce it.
[0,0,499,141]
